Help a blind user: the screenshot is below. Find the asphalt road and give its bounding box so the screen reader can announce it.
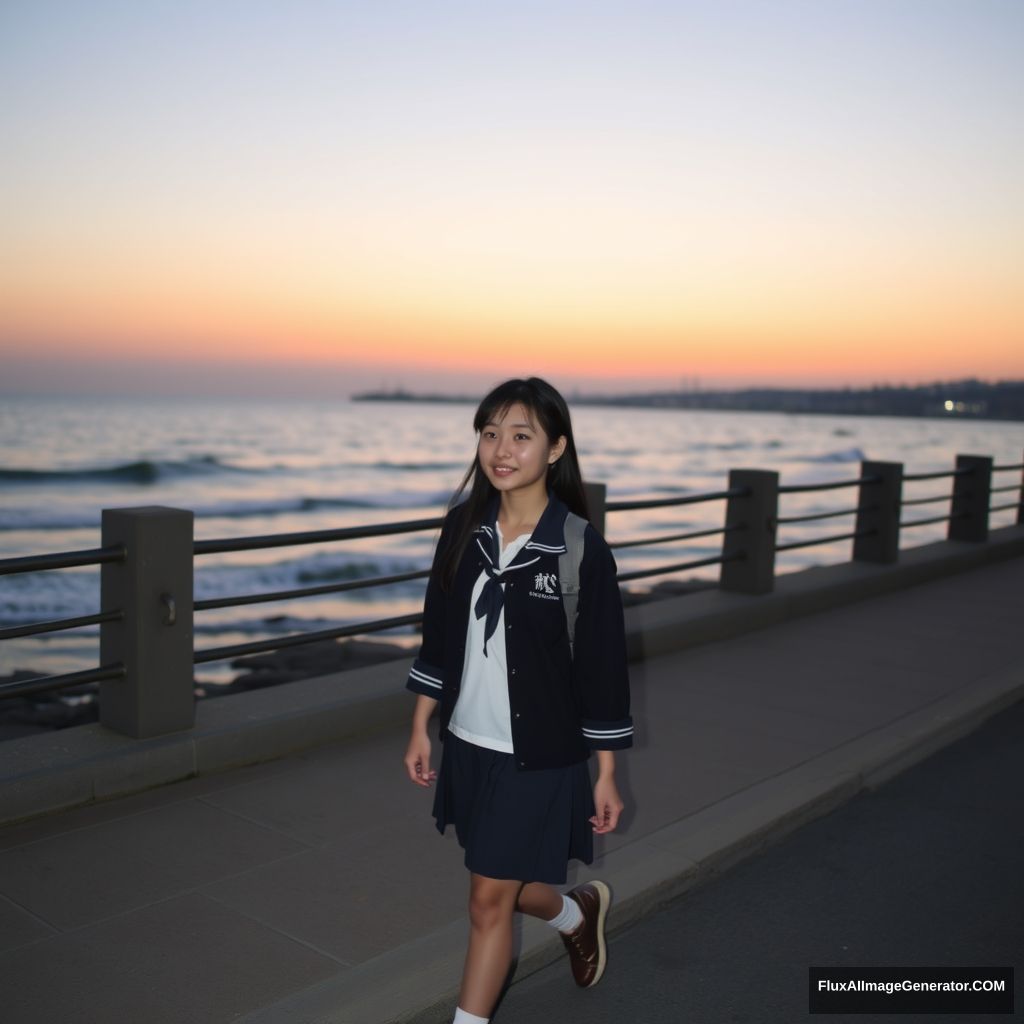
[494,696,1024,1023]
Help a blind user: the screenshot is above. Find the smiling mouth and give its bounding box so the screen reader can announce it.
[492,466,516,475]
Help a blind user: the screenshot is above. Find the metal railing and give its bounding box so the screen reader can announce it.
[605,486,747,583]
[192,515,441,666]
[0,540,128,705]
[774,473,876,554]
[2,450,1022,739]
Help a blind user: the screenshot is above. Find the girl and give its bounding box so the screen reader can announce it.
[403,377,632,1024]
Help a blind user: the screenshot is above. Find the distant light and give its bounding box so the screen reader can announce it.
[944,400,955,411]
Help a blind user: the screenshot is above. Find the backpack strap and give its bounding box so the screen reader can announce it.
[559,512,588,658]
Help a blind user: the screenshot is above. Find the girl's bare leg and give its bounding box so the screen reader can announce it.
[515,881,563,920]
[458,874,522,1018]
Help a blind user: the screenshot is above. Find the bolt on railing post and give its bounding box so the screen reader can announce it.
[853,460,903,563]
[100,506,195,738]
[720,469,778,594]
[584,480,607,536]
[948,455,993,543]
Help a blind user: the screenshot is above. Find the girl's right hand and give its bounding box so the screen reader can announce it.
[404,732,436,787]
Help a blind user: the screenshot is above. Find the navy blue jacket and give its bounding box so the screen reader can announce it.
[406,493,633,770]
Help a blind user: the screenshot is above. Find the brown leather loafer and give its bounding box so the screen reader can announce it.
[560,880,611,987]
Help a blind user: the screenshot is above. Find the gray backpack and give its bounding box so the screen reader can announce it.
[558,512,588,657]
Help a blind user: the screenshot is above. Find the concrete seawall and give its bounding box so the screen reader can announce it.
[3,523,1023,827]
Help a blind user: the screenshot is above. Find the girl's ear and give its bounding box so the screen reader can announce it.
[549,435,568,464]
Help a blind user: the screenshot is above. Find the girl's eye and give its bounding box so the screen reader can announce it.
[515,433,530,441]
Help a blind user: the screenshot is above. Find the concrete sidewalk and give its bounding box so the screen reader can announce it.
[1,557,1022,1024]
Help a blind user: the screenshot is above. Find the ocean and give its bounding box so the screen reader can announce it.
[2,394,1022,685]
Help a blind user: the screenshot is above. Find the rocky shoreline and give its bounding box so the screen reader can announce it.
[0,637,411,741]
[0,580,709,741]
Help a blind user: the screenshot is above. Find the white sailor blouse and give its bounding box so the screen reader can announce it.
[406,492,634,770]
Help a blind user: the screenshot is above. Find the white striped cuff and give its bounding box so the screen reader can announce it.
[581,725,633,739]
[407,664,443,693]
[581,717,634,749]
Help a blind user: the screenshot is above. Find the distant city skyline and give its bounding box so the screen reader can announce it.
[2,1,1022,398]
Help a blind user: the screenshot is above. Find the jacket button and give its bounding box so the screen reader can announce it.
[520,761,526,767]
[514,712,521,719]
[510,668,517,676]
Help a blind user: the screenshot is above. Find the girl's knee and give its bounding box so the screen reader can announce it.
[468,876,519,929]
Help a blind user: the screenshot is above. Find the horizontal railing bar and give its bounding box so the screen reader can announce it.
[193,613,424,664]
[0,544,126,577]
[609,524,738,551]
[195,569,432,611]
[989,501,1023,513]
[615,551,743,584]
[989,484,1020,495]
[194,516,443,555]
[606,488,745,512]
[774,528,873,553]
[993,461,1024,471]
[0,663,126,700]
[904,467,973,481]
[0,609,122,641]
[900,493,950,507]
[779,475,878,494]
[777,505,862,525]
[900,513,957,529]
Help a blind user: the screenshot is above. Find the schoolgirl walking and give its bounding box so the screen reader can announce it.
[403,377,633,1024]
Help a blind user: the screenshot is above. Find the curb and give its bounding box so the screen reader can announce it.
[240,660,1024,1024]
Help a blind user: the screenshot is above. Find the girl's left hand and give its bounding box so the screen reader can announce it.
[590,776,624,834]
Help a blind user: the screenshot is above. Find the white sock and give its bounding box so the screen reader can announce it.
[452,1009,489,1024]
[546,893,583,934]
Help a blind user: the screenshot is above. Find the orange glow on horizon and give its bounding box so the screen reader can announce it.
[3,181,1022,388]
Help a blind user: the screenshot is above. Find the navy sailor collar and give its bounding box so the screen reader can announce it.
[473,492,569,573]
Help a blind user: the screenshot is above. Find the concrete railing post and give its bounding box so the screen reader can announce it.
[1017,450,1024,526]
[853,460,903,563]
[100,506,195,738]
[584,480,607,536]
[948,455,993,543]
[720,469,778,594]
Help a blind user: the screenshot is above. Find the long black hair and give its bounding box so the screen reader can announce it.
[437,377,590,591]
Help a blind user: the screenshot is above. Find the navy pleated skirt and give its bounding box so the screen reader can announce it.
[432,731,595,884]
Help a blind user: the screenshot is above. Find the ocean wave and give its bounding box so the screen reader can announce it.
[0,552,430,628]
[190,495,377,519]
[0,490,452,532]
[0,455,249,486]
[363,460,467,472]
[0,510,101,532]
[192,490,449,520]
[688,441,753,453]
[294,560,418,584]
[194,552,428,594]
[803,447,867,463]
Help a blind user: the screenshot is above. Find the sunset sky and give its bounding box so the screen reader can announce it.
[2,0,1022,397]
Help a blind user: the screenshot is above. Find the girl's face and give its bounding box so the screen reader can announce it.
[477,402,567,502]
